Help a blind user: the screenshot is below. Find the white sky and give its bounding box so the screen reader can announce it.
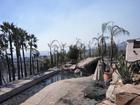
[0,0,140,51]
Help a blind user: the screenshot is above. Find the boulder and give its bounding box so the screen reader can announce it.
[130,95,140,105]
[111,70,122,84]
[116,84,140,95]
[97,100,115,105]
[106,84,140,104]
[83,81,106,101]
[93,61,104,81]
[106,85,116,102]
[116,92,140,105]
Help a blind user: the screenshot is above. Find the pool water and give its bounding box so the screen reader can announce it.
[1,71,78,105]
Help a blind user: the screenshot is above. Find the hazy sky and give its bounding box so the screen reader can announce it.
[0,0,140,51]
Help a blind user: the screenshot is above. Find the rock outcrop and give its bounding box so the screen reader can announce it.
[116,92,140,105]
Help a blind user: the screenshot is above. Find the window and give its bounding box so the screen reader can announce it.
[134,40,140,48]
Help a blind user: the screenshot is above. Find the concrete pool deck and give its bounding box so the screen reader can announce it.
[20,76,106,105]
[0,70,60,103]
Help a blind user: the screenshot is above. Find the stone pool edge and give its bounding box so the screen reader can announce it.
[0,70,60,103]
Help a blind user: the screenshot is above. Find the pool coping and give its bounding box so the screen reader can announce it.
[0,70,60,103]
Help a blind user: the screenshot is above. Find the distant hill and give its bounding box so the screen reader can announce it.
[39,51,49,56]
[117,41,127,51]
[19,51,49,58]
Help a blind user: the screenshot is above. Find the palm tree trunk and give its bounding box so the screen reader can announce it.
[16,48,21,79]
[54,53,56,66]
[19,51,23,78]
[50,51,53,67]
[5,51,12,82]
[32,56,35,75]
[110,34,113,66]
[37,59,39,73]
[84,48,86,58]
[101,35,103,61]
[29,46,32,75]
[89,47,91,57]
[9,35,16,81]
[22,45,27,77]
[79,50,82,60]
[98,44,100,57]
[56,52,58,67]
[0,58,2,85]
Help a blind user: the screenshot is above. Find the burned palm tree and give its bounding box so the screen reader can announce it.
[100,22,110,60]
[48,40,61,67]
[107,22,129,65]
[92,35,102,57]
[48,40,56,67]
[88,40,94,57]
[59,43,67,64]
[52,44,59,67]
[76,38,85,60]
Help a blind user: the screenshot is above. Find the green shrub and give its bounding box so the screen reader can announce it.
[116,55,132,83]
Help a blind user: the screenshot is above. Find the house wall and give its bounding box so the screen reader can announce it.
[126,41,140,62]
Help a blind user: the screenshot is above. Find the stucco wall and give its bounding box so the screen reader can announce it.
[126,41,140,62]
